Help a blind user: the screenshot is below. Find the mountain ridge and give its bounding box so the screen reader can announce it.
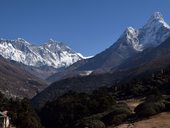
[32,34,170,109]
[47,12,170,83]
[0,38,85,69]
[70,12,170,71]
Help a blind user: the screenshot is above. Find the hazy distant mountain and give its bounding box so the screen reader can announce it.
[0,38,84,69]
[48,12,170,82]
[0,56,47,98]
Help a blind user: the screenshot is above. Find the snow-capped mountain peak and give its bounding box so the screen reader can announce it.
[126,27,136,33]
[119,26,143,51]
[124,27,139,39]
[117,12,170,52]
[16,38,31,45]
[0,38,84,68]
[46,38,63,46]
[48,38,55,43]
[144,12,170,29]
[148,12,164,22]
[139,12,170,47]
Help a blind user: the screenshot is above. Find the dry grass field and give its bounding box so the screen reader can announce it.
[108,99,170,128]
[112,112,170,128]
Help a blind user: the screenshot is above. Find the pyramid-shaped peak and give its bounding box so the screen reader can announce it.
[149,12,164,21]
[144,12,170,29]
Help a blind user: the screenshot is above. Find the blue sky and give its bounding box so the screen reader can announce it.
[0,0,170,56]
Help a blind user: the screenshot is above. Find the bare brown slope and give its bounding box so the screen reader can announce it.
[0,56,47,98]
